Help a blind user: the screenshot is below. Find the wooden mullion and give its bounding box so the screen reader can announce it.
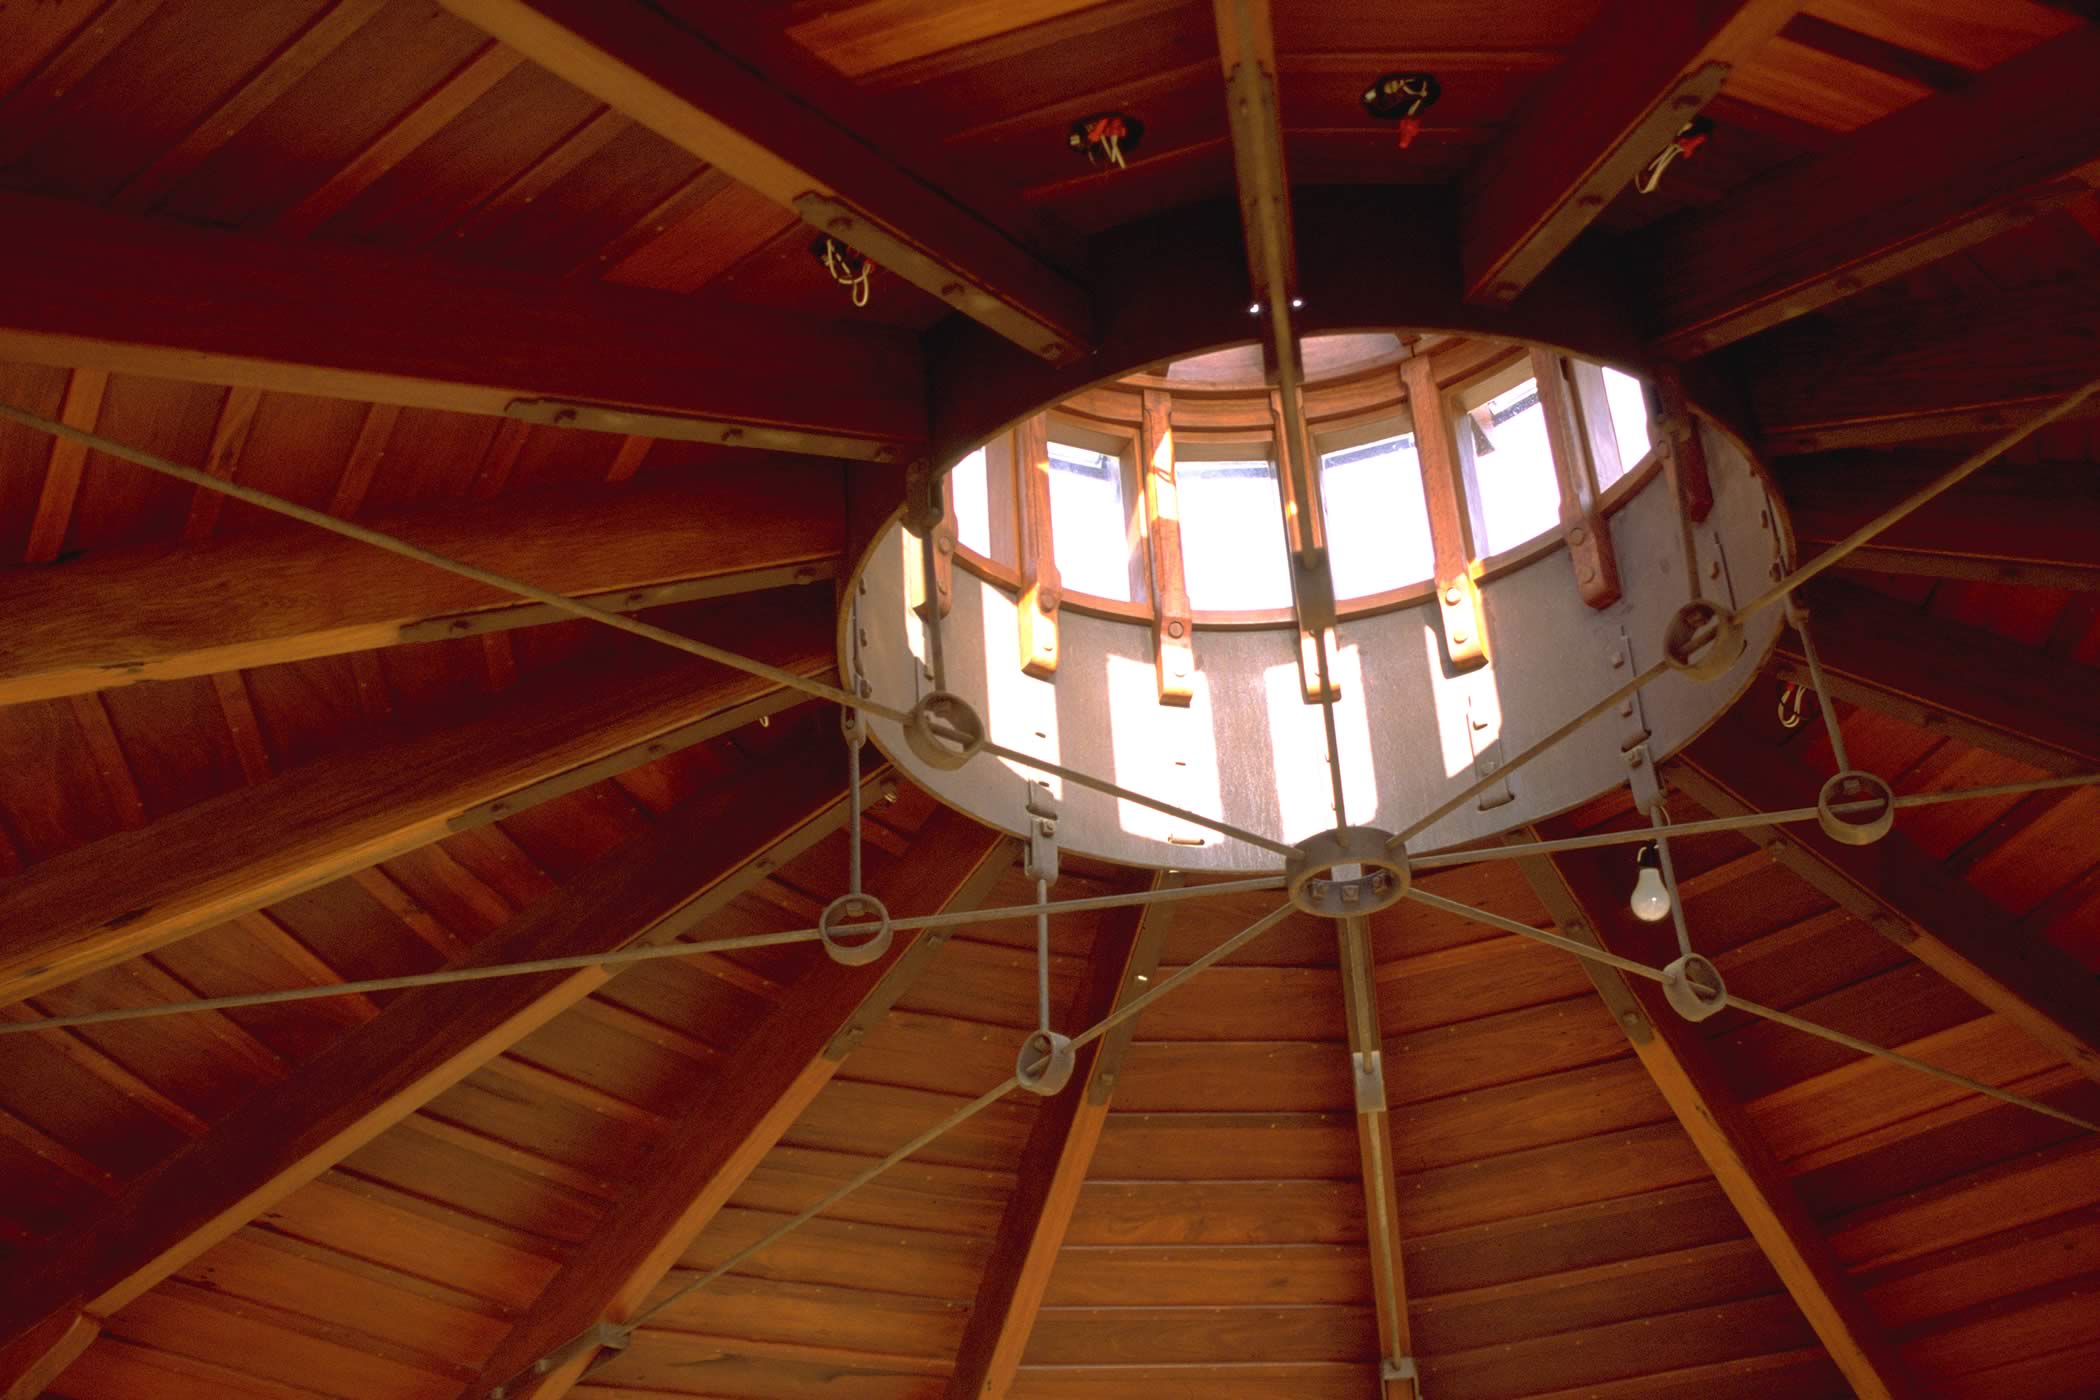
[1015,413,1060,679]
[1401,354,1487,671]
[1140,389,1194,705]
[1652,373,1715,524]
[1531,348,1622,609]
[1567,359,1625,486]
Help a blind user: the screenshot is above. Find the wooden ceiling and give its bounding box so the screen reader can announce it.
[0,1,2097,1398]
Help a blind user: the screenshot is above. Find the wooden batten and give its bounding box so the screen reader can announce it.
[1532,348,1622,609]
[1139,390,1195,705]
[1015,414,1061,679]
[1401,354,1489,671]
[1266,390,1340,703]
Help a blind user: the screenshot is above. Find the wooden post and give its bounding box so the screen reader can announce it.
[1401,354,1488,671]
[1015,413,1061,679]
[1140,390,1195,705]
[1532,348,1622,608]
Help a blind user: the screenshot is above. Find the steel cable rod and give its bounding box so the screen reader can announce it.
[0,402,1295,862]
[1405,888,2098,1133]
[1408,771,2100,870]
[0,877,1286,1034]
[616,900,1297,1336]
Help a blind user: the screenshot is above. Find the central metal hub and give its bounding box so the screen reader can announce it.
[1285,827,1411,918]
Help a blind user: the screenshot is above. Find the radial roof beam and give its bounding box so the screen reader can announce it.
[437,0,1092,365]
[0,746,868,1398]
[0,599,835,1007]
[1458,0,1792,305]
[1648,25,2100,358]
[1516,843,1922,1400]
[0,471,843,707]
[466,812,1016,1400]
[1774,579,2100,775]
[1337,916,1420,1399]
[1745,278,2100,454]
[0,193,924,459]
[1671,713,2100,1085]
[944,875,1175,1400]
[1776,458,2100,593]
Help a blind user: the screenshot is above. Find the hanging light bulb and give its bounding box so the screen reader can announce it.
[1630,844,1671,923]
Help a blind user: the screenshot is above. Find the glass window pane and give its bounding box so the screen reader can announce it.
[1471,379,1562,555]
[1047,441,1131,600]
[1602,368,1651,481]
[951,447,991,556]
[1321,433,1433,597]
[1177,459,1292,610]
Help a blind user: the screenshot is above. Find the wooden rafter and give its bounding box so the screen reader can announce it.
[1771,581,2100,775]
[0,193,925,455]
[1672,713,2100,1086]
[463,812,1016,1399]
[0,468,844,706]
[1779,461,2100,592]
[1337,916,1418,1399]
[435,0,1092,364]
[1649,25,2100,357]
[1516,843,1922,1400]
[1457,0,1792,304]
[0,745,868,1395]
[945,874,1176,1400]
[0,602,834,1007]
[1745,278,2100,454]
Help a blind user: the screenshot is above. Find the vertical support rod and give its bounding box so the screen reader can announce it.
[1337,915,1418,1397]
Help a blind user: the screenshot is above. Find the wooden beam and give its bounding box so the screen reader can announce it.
[436,0,1090,364]
[1671,710,2100,1084]
[465,811,1015,1400]
[0,193,925,454]
[1649,25,2100,357]
[1777,457,2100,592]
[1337,916,1418,1399]
[0,597,834,1007]
[1458,0,1790,304]
[1516,844,1921,1400]
[0,469,843,706]
[1745,278,2100,455]
[1773,579,2100,774]
[0,1307,95,1400]
[945,875,1174,1400]
[0,746,866,1394]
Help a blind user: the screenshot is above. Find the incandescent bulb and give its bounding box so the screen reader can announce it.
[1630,844,1671,923]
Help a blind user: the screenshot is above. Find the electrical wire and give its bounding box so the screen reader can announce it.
[0,876,1287,1034]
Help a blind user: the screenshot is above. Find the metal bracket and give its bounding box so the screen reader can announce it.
[1023,781,1060,884]
[1352,1050,1387,1112]
[1382,1354,1422,1394]
[1624,740,1663,817]
[1612,628,1651,754]
[489,1322,630,1399]
[506,397,901,464]
[1465,688,1513,810]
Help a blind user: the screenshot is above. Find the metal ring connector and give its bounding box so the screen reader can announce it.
[905,691,986,771]
[1661,600,1745,681]
[1015,1029,1076,1096]
[1285,828,1411,918]
[818,893,893,966]
[1662,953,1727,1022]
[1817,770,1895,846]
